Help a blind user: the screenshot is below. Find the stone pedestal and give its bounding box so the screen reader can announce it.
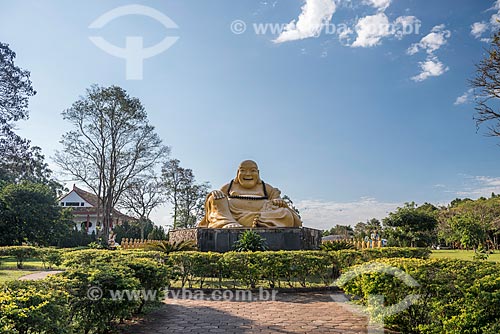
[169,227,322,252]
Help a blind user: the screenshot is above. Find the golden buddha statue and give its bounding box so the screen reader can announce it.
[198,160,302,228]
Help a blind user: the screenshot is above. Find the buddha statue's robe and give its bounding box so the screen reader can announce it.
[198,180,302,228]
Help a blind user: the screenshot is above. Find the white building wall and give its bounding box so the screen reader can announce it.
[59,191,93,207]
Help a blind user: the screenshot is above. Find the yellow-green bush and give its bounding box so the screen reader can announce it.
[0,280,70,334]
[339,258,500,334]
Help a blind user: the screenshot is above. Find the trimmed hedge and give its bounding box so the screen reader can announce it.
[168,248,431,289]
[340,258,500,334]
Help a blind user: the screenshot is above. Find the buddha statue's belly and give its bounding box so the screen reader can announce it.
[228,198,265,212]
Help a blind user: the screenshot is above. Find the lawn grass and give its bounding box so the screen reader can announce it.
[0,269,38,283]
[0,257,47,270]
[431,249,500,263]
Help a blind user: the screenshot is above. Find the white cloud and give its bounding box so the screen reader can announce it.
[407,24,450,55]
[408,25,450,82]
[350,14,420,47]
[296,197,401,230]
[454,88,474,105]
[393,16,420,39]
[363,0,391,12]
[470,1,500,41]
[455,175,500,198]
[351,12,391,47]
[338,26,354,45]
[274,0,336,43]
[411,57,449,82]
[471,22,489,38]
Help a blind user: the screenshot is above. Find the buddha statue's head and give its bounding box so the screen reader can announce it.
[235,160,261,189]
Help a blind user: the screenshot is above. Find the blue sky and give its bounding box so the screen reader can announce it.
[2,0,500,229]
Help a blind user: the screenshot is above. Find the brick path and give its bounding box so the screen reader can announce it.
[121,291,370,334]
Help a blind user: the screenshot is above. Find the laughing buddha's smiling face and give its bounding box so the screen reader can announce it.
[237,160,260,189]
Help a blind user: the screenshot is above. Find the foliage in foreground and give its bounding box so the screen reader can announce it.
[0,247,432,333]
[320,241,355,251]
[232,230,268,252]
[1,248,170,334]
[340,258,500,334]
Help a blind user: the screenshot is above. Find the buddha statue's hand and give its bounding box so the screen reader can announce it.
[272,199,288,208]
[210,190,226,200]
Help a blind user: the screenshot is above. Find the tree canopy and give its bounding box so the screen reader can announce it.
[55,85,170,241]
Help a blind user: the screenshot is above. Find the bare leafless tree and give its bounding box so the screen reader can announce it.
[55,85,170,242]
[471,33,500,137]
[161,159,209,229]
[119,176,165,239]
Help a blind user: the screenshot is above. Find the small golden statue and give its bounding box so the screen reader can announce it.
[198,160,302,228]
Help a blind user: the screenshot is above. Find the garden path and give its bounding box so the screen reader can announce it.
[121,291,371,334]
[18,270,63,280]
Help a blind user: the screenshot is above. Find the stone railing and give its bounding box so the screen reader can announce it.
[120,238,161,249]
[324,238,383,249]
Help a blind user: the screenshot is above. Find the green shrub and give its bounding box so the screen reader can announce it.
[38,248,62,270]
[0,280,70,334]
[169,251,222,288]
[339,258,500,334]
[0,246,39,269]
[165,248,430,289]
[61,248,121,268]
[232,230,268,252]
[145,240,197,254]
[119,249,167,263]
[321,241,355,251]
[121,257,170,312]
[222,252,262,288]
[0,247,173,334]
[57,263,141,334]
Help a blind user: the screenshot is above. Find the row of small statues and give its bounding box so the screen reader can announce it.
[121,238,159,249]
[328,239,384,249]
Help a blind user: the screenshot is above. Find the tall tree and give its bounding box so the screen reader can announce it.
[119,176,165,239]
[161,159,209,228]
[177,181,210,228]
[323,224,354,237]
[55,85,169,242]
[383,202,438,247]
[354,218,382,239]
[438,195,500,250]
[0,182,73,246]
[0,42,57,188]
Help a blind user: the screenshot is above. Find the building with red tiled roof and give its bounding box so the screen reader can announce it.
[58,185,134,234]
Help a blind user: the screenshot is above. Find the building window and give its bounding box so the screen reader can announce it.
[65,202,80,207]
[81,202,85,206]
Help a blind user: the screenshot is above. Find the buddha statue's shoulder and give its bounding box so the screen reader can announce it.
[264,182,281,199]
[220,182,231,195]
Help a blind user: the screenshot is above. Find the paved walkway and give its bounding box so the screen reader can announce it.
[18,270,64,280]
[121,291,370,334]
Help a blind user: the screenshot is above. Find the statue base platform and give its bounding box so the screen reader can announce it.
[168,227,322,252]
